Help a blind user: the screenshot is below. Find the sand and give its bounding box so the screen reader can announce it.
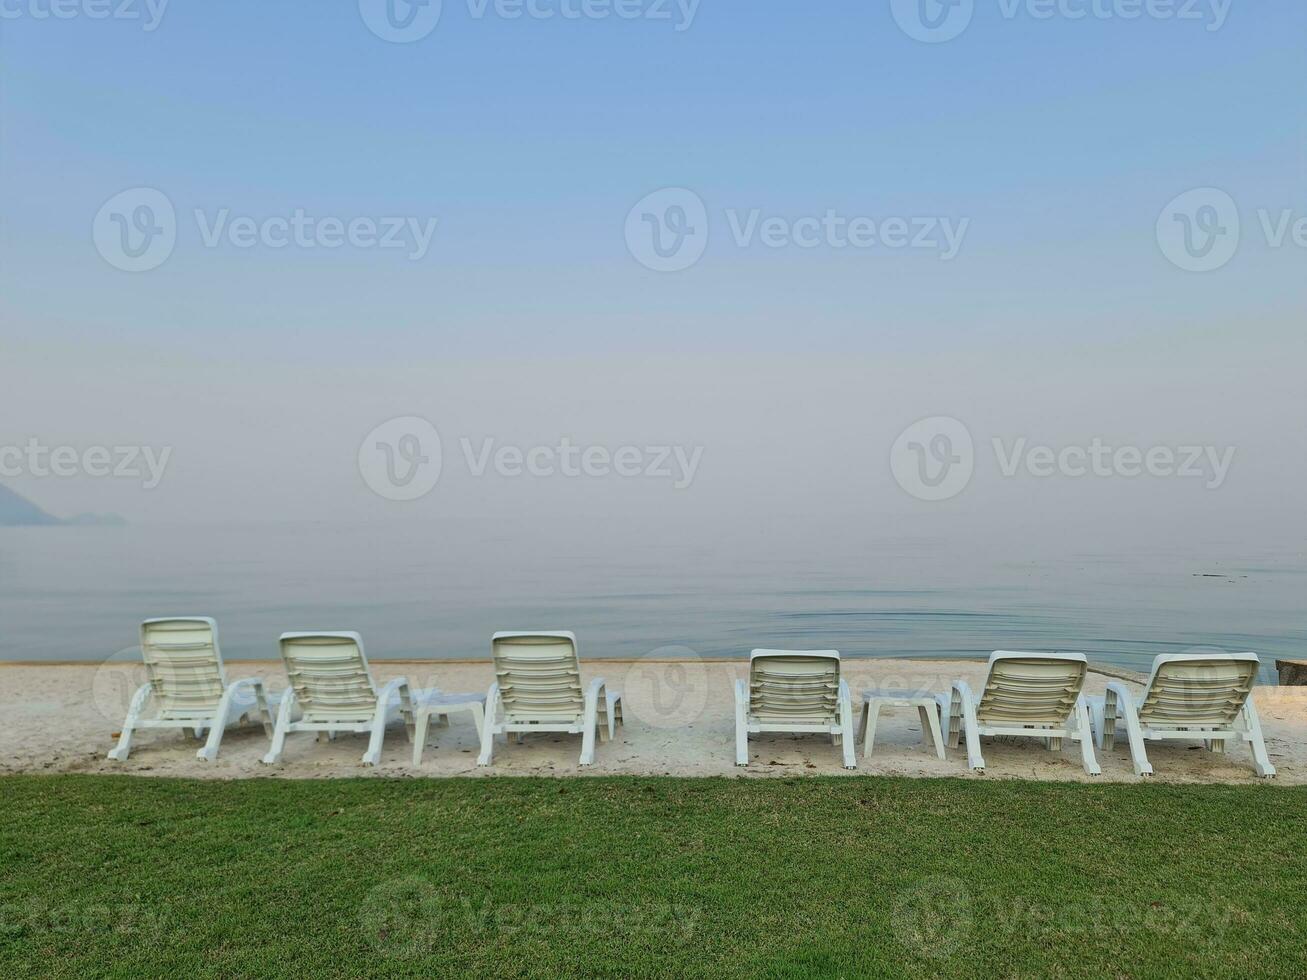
[2,658,1303,783]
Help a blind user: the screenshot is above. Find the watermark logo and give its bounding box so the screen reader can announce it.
[359,0,443,42]
[93,187,176,272]
[359,417,443,501]
[1156,187,1240,272]
[1156,188,1307,273]
[625,188,969,272]
[625,187,709,273]
[891,0,975,43]
[1,0,170,31]
[91,647,149,726]
[621,646,709,730]
[892,875,974,960]
[890,416,975,502]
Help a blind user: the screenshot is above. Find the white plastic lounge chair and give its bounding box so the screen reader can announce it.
[1088,653,1274,778]
[936,651,1100,775]
[735,649,856,769]
[108,617,274,762]
[261,632,422,766]
[477,631,622,767]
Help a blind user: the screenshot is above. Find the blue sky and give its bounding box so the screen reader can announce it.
[1,2,1304,539]
[4,2,1303,359]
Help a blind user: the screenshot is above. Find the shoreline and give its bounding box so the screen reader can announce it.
[0,655,1151,682]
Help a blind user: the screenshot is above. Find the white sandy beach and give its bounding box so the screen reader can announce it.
[2,658,1303,783]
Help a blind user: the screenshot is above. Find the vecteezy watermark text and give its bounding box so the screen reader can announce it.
[358,416,704,500]
[93,187,439,272]
[625,188,969,272]
[194,210,438,259]
[0,439,172,489]
[890,417,1235,501]
[358,0,700,43]
[359,877,700,959]
[1,0,169,30]
[890,0,1232,44]
[891,874,1242,963]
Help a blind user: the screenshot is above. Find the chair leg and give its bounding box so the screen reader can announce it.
[958,692,985,771]
[579,684,601,766]
[362,699,391,766]
[1242,701,1276,778]
[476,685,499,766]
[254,684,275,737]
[838,686,856,769]
[107,684,152,761]
[923,702,946,760]
[1073,696,1101,776]
[398,684,416,743]
[197,695,233,762]
[1115,691,1152,777]
[258,695,292,763]
[468,702,485,742]
[734,681,749,766]
[862,701,882,758]
[476,725,496,767]
[607,692,622,740]
[261,692,295,764]
[412,711,431,767]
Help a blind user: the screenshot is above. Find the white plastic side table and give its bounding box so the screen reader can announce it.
[412,692,488,766]
[860,689,946,759]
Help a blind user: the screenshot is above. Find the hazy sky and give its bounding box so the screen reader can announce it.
[2,2,1304,554]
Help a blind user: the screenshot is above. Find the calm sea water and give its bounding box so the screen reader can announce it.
[1,523,1301,682]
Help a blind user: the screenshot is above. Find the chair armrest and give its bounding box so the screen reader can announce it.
[125,682,152,715]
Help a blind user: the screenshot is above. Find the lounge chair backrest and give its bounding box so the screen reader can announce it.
[975,651,1087,725]
[140,618,227,719]
[492,632,585,723]
[279,632,379,723]
[747,650,841,724]
[1138,654,1259,728]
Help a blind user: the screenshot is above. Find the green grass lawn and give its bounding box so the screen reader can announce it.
[2,775,1305,978]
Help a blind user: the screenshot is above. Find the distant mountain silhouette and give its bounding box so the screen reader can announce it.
[0,483,126,527]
